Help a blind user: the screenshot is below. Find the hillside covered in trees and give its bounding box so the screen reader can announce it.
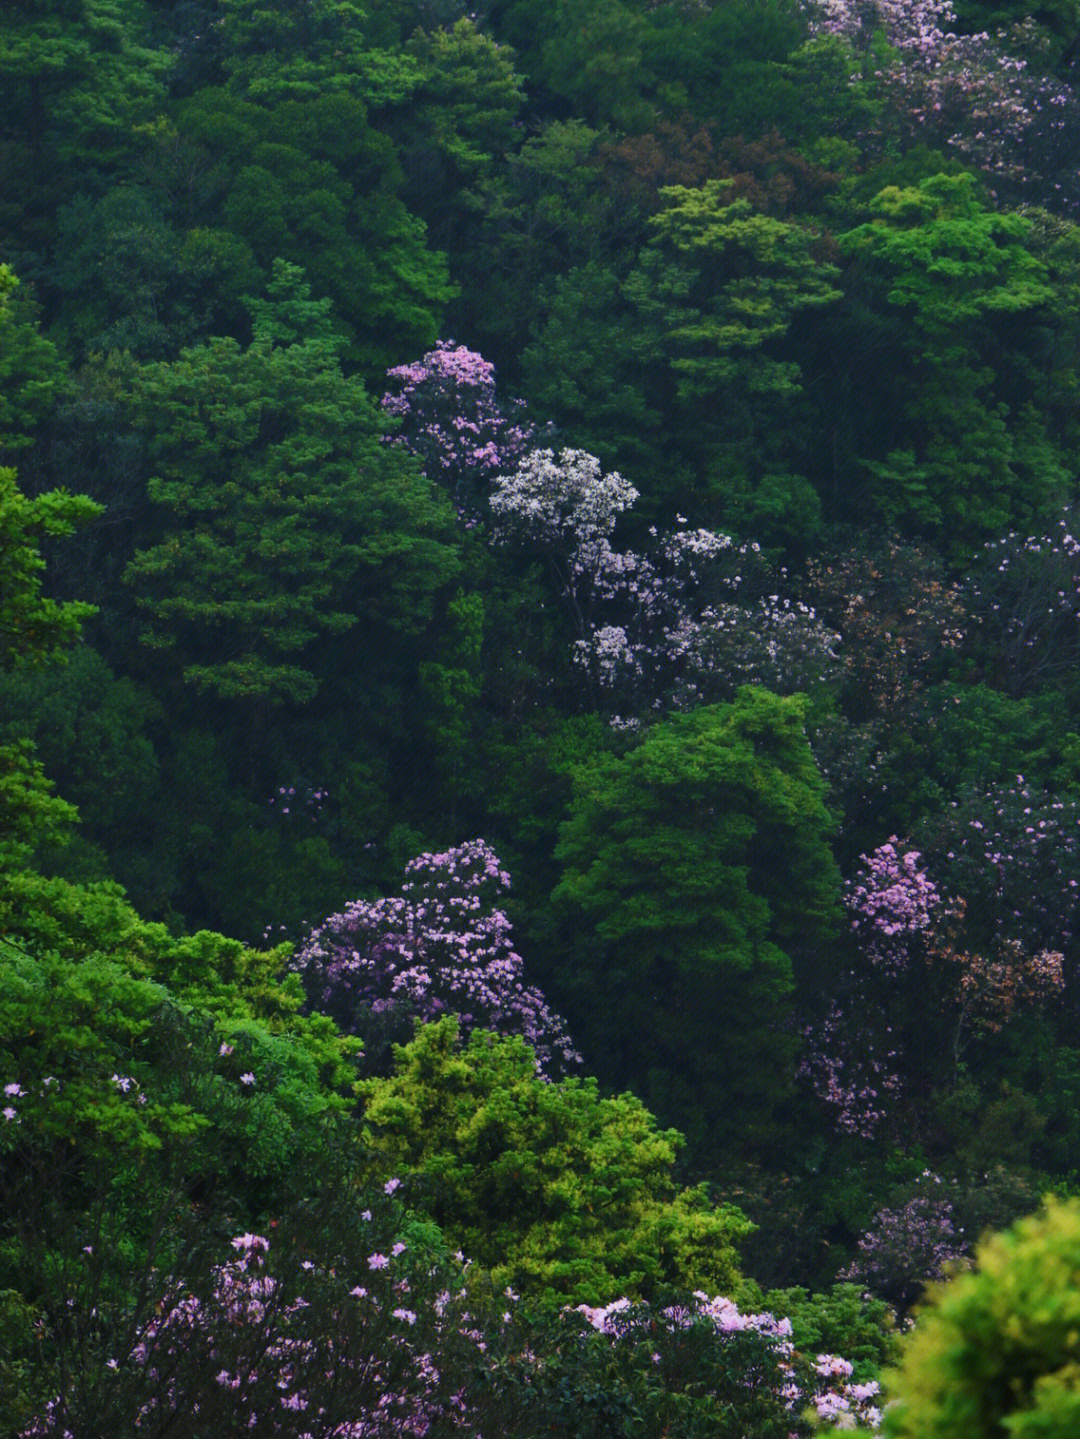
[6,0,1080,1431]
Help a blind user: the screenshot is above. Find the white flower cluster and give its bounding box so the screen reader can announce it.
[488,448,639,547]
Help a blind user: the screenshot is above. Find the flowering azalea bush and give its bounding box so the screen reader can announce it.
[294,840,580,1075]
[798,994,903,1140]
[382,341,535,514]
[568,1293,882,1434]
[488,447,640,552]
[800,829,1066,1140]
[846,838,942,974]
[811,0,1077,204]
[840,1173,968,1311]
[917,779,1080,955]
[570,523,840,714]
[799,838,937,1137]
[968,515,1080,695]
[22,1198,496,1438]
[488,451,838,716]
[23,1223,883,1438]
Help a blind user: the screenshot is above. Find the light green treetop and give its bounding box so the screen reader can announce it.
[360,1016,751,1307]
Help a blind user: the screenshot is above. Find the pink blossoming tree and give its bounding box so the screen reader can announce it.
[382,341,535,515]
[294,839,580,1075]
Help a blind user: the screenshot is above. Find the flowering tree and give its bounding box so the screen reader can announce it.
[801,829,1068,1139]
[811,0,1077,205]
[570,1293,882,1433]
[798,997,903,1140]
[570,523,840,718]
[382,340,535,514]
[968,514,1080,695]
[487,453,838,718]
[488,446,640,638]
[489,446,639,551]
[840,1173,967,1311]
[799,839,937,1136]
[294,839,580,1075]
[24,1223,882,1438]
[917,779,1080,955]
[22,1208,496,1438]
[847,837,942,974]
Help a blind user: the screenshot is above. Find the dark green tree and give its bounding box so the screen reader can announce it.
[0,0,168,262]
[0,267,100,875]
[123,261,460,705]
[0,268,65,454]
[623,179,840,531]
[837,173,1064,549]
[397,19,526,257]
[163,82,455,369]
[553,687,841,1157]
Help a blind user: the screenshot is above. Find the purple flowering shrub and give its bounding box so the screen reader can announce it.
[22,1193,497,1439]
[968,515,1080,695]
[294,840,580,1075]
[916,779,1080,956]
[800,839,937,1137]
[800,831,1067,1139]
[571,523,840,716]
[798,993,903,1141]
[486,451,838,718]
[846,837,942,975]
[840,1173,967,1311]
[568,1294,882,1434]
[25,1226,884,1439]
[811,0,1077,205]
[381,342,535,515]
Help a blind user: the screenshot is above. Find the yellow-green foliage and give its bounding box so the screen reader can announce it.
[884,1194,1080,1438]
[360,1016,751,1307]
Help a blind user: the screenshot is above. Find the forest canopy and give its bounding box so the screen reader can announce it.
[5,0,1080,1432]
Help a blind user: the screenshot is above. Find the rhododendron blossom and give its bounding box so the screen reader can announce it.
[574,1292,880,1430]
[382,342,535,513]
[810,0,1077,204]
[841,1175,967,1308]
[294,840,580,1074]
[847,837,941,973]
[573,523,839,715]
[489,447,639,549]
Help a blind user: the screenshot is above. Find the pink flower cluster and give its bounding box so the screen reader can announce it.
[841,1174,967,1308]
[970,514,1080,693]
[811,0,1076,202]
[847,838,941,973]
[294,840,580,1074]
[574,1292,881,1430]
[570,520,839,716]
[798,998,902,1140]
[381,342,534,513]
[25,1228,479,1438]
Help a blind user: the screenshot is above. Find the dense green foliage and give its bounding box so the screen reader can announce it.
[881,1196,1080,1438]
[5,0,1080,1426]
[360,1016,750,1305]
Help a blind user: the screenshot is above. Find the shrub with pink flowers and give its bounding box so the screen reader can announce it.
[381,342,535,515]
[294,839,580,1075]
[840,1172,968,1310]
[810,0,1078,205]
